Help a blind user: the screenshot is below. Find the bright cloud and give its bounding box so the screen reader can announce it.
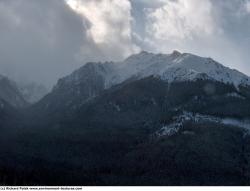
[66,0,139,60]
[246,1,250,13]
[145,0,219,42]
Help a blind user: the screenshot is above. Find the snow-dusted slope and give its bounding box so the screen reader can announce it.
[155,111,250,137]
[56,50,250,91]
[109,50,250,88]
[49,50,250,107]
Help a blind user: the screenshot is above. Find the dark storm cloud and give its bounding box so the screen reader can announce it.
[0,0,100,87]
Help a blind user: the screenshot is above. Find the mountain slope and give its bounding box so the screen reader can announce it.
[31,62,112,118]
[33,51,250,117]
[2,77,250,185]
[1,51,250,185]
[0,75,27,108]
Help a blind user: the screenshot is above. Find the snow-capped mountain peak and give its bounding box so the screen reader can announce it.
[116,51,250,88]
[52,51,250,100]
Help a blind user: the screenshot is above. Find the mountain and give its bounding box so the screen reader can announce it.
[114,50,250,87]
[0,74,25,129]
[0,74,27,108]
[56,50,250,92]
[0,99,14,126]
[8,77,250,185]
[33,50,250,116]
[31,62,113,122]
[1,51,250,185]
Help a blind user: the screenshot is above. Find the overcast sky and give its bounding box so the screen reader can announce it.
[0,0,249,88]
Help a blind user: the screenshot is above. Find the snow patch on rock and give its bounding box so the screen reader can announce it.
[225,92,245,99]
[156,111,250,137]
